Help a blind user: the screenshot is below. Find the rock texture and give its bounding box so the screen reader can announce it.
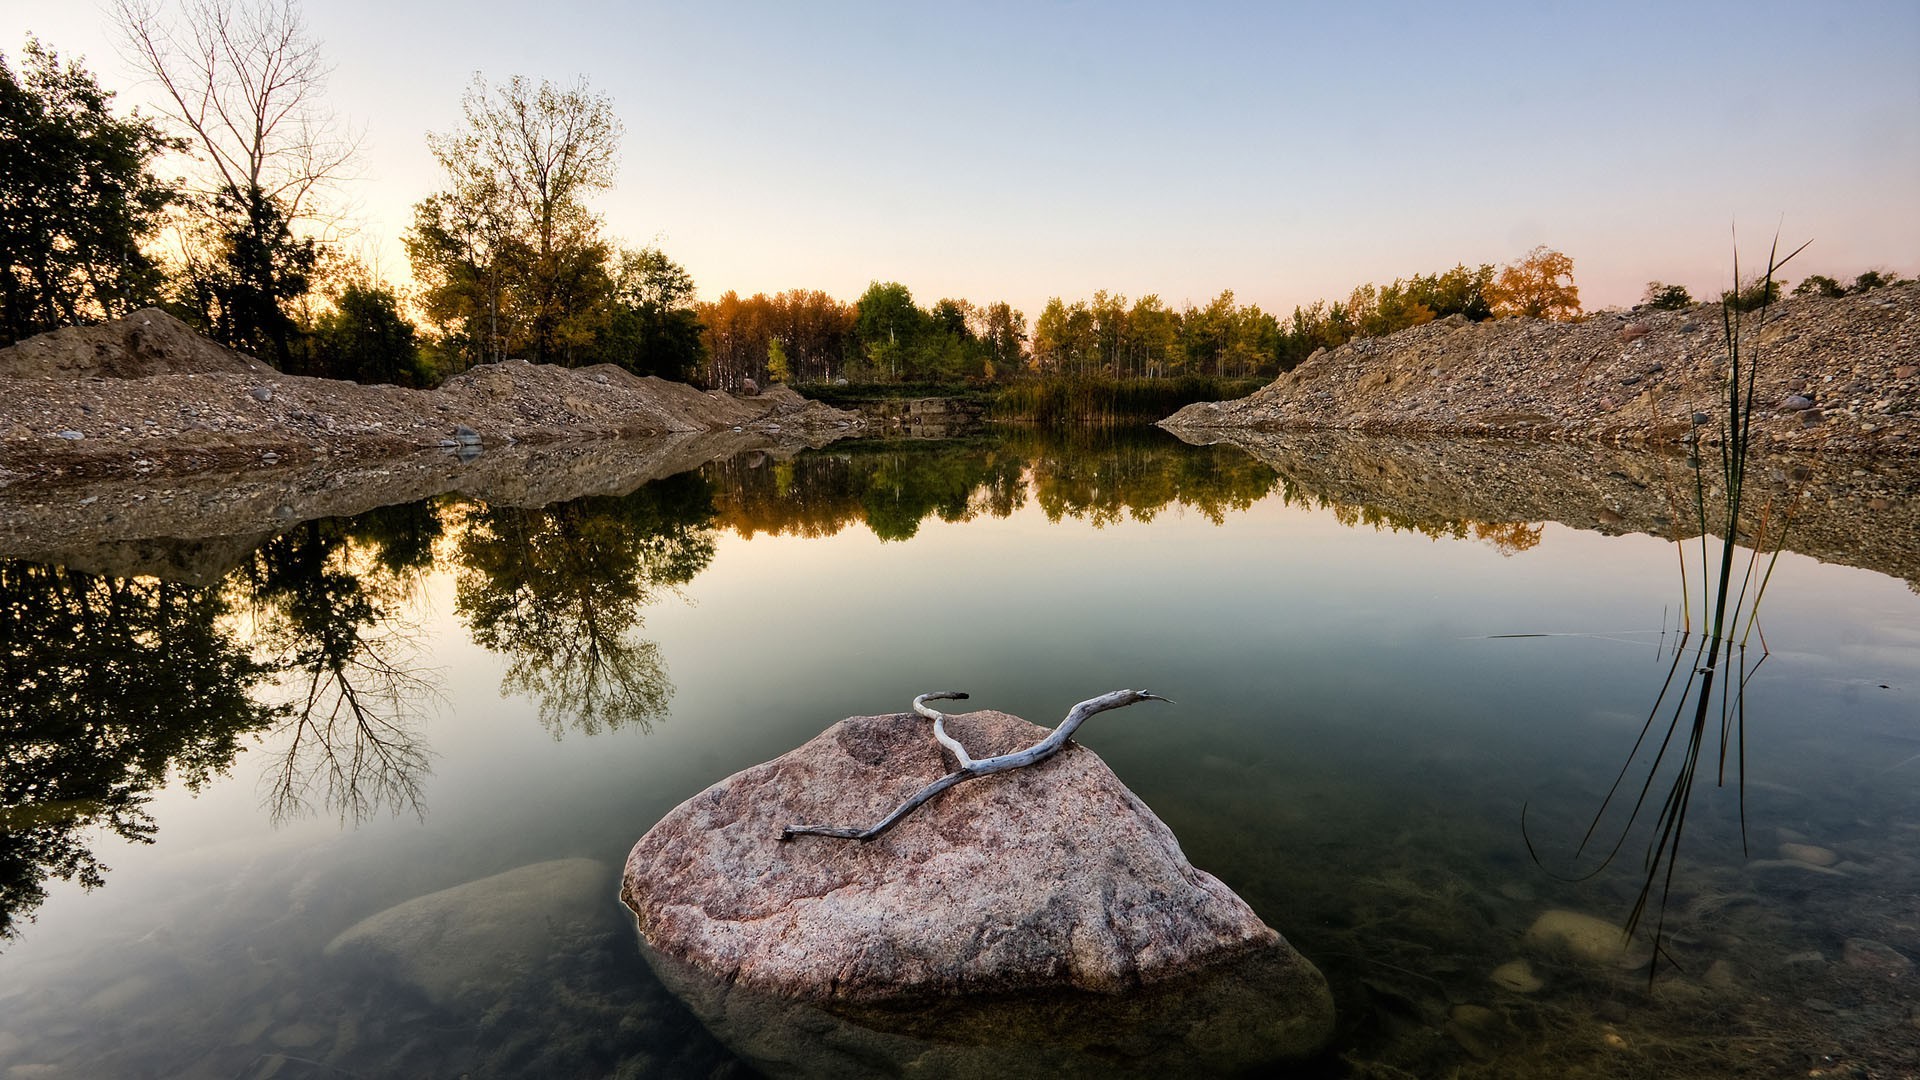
[0,311,863,488]
[621,708,1328,1006]
[622,707,1335,1072]
[1164,285,1920,456]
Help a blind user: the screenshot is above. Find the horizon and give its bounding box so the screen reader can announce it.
[7,0,1918,321]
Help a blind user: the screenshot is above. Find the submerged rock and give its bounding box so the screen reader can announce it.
[1523,909,1652,970]
[621,708,1334,1070]
[324,858,612,1004]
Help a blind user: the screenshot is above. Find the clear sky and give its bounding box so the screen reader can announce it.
[9,0,1918,318]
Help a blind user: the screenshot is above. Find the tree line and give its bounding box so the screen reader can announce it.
[4,4,1910,396]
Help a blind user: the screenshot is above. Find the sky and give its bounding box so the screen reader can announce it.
[7,0,1919,319]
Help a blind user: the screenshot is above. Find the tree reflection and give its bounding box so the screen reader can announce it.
[238,502,445,825]
[0,561,278,941]
[705,430,1279,541]
[455,473,717,736]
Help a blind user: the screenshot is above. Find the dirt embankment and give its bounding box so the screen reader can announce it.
[1164,285,1920,456]
[0,308,864,489]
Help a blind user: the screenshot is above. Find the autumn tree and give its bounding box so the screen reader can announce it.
[0,40,181,345]
[409,74,621,367]
[1488,246,1581,320]
[115,0,357,366]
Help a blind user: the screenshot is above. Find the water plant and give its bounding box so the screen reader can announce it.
[1527,233,1809,978]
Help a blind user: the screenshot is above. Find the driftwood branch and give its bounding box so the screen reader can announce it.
[780,689,1169,843]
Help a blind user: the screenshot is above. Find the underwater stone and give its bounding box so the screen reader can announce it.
[1778,841,1838,866]
[621,708,1334,1064]
[324,858,611,1005]
[1489,959,1543,993]
[1523,909,1652,970]
[1842,938,1913,978]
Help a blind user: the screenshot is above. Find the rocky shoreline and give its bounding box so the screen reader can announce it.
[1164,285,1920,456]
[0,309,864,490]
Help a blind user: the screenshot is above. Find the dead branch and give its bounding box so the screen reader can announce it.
[780,689,1169,843]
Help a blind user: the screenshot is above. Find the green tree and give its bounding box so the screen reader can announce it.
[1031,297,1095,375]
[854,281,925,380]
[1720,277,1782,312]
[1642,281,1695,310]
[766,337,791,383]
[306,281,425,385]
[0,39,181,345]
[1791,274,1844,298]
[592,246,704,380]
[410,74,622,366]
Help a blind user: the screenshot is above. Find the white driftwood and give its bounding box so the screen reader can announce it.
[780,689,1170,843]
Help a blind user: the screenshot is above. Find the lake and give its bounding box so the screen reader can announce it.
[2,428,1917,1077]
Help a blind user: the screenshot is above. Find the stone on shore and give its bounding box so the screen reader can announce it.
[620,708,1334,1070]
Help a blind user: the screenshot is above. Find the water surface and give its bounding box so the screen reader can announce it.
[2,431,1916,1077]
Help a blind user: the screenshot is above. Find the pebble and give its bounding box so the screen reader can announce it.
[1782,394,1815,410]
[248,386,274,403]
[1841,938,1913,977]
[1779,842,1838,867]
[1489,959,1543,993]
[56,429,83,440]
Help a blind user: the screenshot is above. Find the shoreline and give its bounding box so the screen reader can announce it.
[1162,285,1920,457]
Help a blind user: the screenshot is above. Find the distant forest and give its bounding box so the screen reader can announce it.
[4,13,1910,395]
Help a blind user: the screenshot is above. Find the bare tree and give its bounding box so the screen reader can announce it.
[113,0,356,220]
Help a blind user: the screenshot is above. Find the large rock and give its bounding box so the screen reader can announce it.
[324,858,612,1004]
[621,709,1334,1070]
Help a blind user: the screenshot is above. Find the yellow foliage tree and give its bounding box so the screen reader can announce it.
[1488,246,1581,320]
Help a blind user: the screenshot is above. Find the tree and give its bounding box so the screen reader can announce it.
[306,280,424,384]
[410,74,622,366]
[0,39,181,345]
[765,337,790,383]
[978,301,1027,378]
[1488,246,1581,320]
[179,183,315,363]
[1791,274,1845,298]
[1720,277,1781,313]
[1642,281,1694,310]
[1031,297,1094,375]
[853,281,925,381]
[595,246,703,380]
[116,0,356,365]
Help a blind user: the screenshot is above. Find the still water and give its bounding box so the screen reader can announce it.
[2,430,1917,1077]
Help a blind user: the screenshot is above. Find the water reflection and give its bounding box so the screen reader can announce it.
[239,504,448,825]
[708,429,1283,539]
[0,562,279,940]
[455,472,717,737]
